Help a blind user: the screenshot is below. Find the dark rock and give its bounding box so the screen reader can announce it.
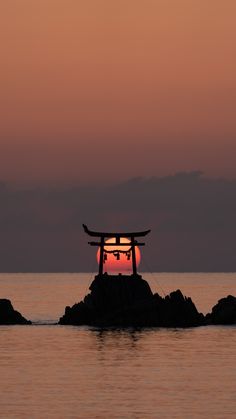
[59,274,204,327]
[0,299,31,325]
[206,295,236,325]
[153,290,204,327]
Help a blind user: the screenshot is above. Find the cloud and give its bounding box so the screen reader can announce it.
[0,172,235,272]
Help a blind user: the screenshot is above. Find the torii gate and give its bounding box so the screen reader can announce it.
[83,224,151,276]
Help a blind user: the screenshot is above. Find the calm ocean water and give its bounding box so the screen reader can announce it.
[0,273,236,418]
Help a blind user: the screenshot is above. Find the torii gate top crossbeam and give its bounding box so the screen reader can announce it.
[83,224,151,238]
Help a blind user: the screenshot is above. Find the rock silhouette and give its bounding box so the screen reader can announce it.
[206,295,236,325]
[1,284,236,327]
[59,274,204,327]
[0,299,31,325]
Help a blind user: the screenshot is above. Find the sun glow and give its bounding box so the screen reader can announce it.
[97,237,141,273]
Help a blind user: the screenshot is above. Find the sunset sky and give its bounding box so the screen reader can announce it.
[1,1,236,272]
[1,0,236,185]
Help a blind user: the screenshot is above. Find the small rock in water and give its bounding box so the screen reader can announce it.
[206,295,236,325]
[0,299,31,325]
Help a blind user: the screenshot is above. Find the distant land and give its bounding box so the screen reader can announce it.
[0,171,235,272]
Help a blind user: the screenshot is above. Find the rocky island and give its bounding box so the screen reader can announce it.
[0,299,31,325]
[58,225,236,328]
[1,280,236,327]
[59,274,205,327]
[60,225,206,327]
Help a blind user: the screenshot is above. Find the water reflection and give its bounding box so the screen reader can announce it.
[0,274,236,418]
[91,327,145,350]
[0,324,236,418]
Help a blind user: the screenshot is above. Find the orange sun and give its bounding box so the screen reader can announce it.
[97,237,141,273]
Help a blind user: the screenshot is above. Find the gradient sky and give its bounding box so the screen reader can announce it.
[0,0,236,185]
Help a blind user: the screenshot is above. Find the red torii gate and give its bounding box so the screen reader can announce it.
[83,224,151,276]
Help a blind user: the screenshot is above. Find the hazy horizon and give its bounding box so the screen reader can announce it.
[1,171,236,273]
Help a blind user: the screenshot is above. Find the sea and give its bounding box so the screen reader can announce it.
[0,273,236,419]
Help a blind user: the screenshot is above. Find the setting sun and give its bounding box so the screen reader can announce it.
[97,237,141,273]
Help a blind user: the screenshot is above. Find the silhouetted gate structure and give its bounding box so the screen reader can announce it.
[83,224,150,276]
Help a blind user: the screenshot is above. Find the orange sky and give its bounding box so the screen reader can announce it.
[1,0,236,184]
